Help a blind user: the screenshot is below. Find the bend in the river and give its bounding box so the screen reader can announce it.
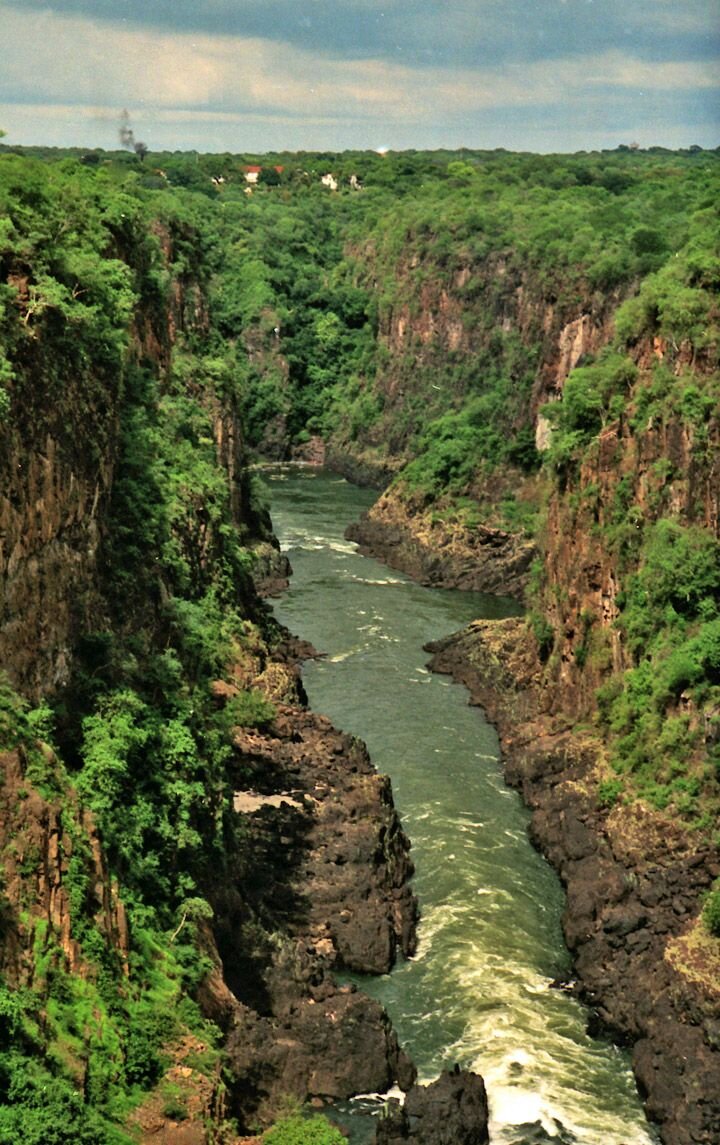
[266,466,656,1145]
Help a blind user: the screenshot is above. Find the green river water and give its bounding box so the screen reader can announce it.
[265,467,656,1145]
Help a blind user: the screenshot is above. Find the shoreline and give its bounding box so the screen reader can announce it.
[424,617,720,1145]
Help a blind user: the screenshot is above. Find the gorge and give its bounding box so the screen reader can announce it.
[0,142,718,1145]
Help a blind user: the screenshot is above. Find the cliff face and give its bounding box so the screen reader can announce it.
[0,214,197,702]
[342,255,620,596]
[0,435,111,700]
[0,162,417,1144]
[320,183,720,1143]
[542,380,720,716]
[0,744,129,991]
[342,246,621,465]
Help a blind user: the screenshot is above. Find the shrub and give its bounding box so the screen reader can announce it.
[530,614,554,662]
[263,1114,346,1145]
[224,690,276,729]
[598,778,623,808]
[703,883,720,938]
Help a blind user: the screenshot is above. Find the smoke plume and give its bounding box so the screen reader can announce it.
[119,109,148,161]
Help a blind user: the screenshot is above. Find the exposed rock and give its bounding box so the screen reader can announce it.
[346,487,534,598]
[0,435,112,701]
[205,676,419,1131]
[291,435,326,466]
[324,443,399,489]
[537,402,720,720]
[227,986,415,1125]
[223,702,418,978]
[250,538,292,596]
[0,746,129,989]
[128,1034,230,1145]
[374,1069,489,1145]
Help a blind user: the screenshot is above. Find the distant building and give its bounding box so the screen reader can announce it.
[244,165,284,184]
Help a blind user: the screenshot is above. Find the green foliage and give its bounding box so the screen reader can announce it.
[263,1113,347,1145]
[530,614,555,662]
[161,1089,189,1121]
[596,518,720,819]
[76,685,231,904]
[400,384,540,502]
[0,674,30,749]
[619,520,720,658]
[597,778,624,808]
[703,882,720,938]
[0,981,132,1144]
[0,1065,132,1145]
[543,354,637,470]
[224,690,276,729]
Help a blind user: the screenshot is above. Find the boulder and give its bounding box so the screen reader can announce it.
[375,1069,489,1145]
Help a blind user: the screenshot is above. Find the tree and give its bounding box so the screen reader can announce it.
[170,897,214,943]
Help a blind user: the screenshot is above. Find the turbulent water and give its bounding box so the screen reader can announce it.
[265,467,656,1145]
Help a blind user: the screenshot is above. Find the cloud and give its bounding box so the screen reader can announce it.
[4,0,719,69]
[0,5,717,151]
[1,8,717,113]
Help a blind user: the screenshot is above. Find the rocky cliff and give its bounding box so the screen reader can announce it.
[0,158,418,1144]
[335,241,624,596]
[317,167,720,1143]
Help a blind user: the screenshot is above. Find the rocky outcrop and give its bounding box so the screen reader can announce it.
[128,1034,229,1145]
[0,431,114,702]
[249,538,292,596]
[375,1069,490,1145]
[538,391,720,720]
[326,239,625,478]
[200,640,419,1130]
[226,703,417,977]
[227,983,414,1126]
[425,618,720,1145]
[346,486,534,598]
[325,442,400,489]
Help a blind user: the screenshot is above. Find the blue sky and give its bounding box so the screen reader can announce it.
[1,1,718,152]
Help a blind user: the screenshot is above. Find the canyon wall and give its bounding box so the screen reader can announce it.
[0,164,417,1144]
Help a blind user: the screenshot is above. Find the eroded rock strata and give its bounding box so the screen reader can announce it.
[346,488,534,598]
[215,682,419,1128]
[426,618,720,1145]
[223,668,424,1127]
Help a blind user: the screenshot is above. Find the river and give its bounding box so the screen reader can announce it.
[265,466,656,1145]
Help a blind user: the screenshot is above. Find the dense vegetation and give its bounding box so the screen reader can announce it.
[0,138,719,1136]
[0,151,283,1142]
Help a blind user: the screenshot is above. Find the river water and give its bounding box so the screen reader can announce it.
[265,467,655,1145]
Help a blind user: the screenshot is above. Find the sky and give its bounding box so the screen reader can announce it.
[0,0,718,154]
